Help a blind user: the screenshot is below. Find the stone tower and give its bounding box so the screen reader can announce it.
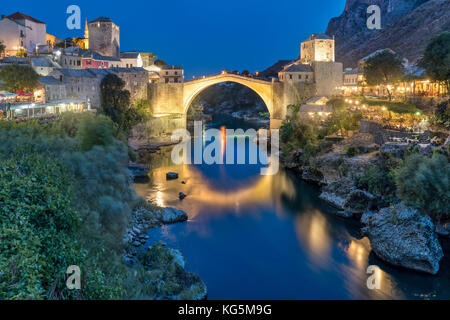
[300,33,335,64]
[88,17,120,58]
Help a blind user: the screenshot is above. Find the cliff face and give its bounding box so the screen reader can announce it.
[326,0,450,67]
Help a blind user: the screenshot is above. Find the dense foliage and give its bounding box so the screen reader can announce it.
[0,41,5,56]
[0,113,135,299]
[395,153,450,220]
[363,51,405,101]
[0,64,39,93]
[100,74,147,132]
[362,98,420,114]
[419,32,450,95]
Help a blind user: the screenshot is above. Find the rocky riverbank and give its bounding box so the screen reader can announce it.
[123,202,207,300]
[282,131,449,274]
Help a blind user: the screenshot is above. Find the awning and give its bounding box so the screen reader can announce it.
[0,91,18,97]
[15,90,33,97]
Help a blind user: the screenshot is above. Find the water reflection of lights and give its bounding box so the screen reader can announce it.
[135,159,293,221]
[341,238,403,299]
[295,210,332,270]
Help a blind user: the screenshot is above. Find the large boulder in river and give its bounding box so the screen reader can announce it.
[361,203,443,275]
[159,207,188,224]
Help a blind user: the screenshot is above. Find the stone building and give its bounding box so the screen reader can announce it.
[48,67,148,107]
[31,57,61,76]
[57,47,121,69]
[300,33,335,64]
[89,67,149,102]
[88,17,120,58]
[0,12,46,56]
[278,33,343,97]
[38,76,67,102]
[160,65,184,83]
[49,69,101,106]
[278,64,314,83]
[120,52,143,68]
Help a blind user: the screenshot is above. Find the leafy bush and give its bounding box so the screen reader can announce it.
[280,117,318,154]
[346,146,359,157]
[395,153,450,220]
[356,165,397,200]
[0,113,136,299]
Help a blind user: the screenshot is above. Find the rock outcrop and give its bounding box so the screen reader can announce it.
[326,0,450,67]
[319,180,376,217]
[361,203,444,274]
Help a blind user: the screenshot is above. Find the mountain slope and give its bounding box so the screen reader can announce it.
[326,0,450,67]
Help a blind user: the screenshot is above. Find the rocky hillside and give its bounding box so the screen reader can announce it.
[326,0,450,67]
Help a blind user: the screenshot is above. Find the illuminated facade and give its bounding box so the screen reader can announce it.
[300,33,335,64]
[88,17,120,58]
[0,12,46,56]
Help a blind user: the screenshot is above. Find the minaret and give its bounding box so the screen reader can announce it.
[84,19,89,49]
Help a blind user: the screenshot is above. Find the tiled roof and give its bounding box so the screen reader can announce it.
[56,69,97,78]
[7,12,45,24]
[82,51,121,61]
[39,76,63,85]
[109,67,147,73]
[121,52,140,59]
[360,49,396,61]
[31,57,60,68]
[344,67,359,74]
[89,17,113,23]
[282,64,313,73]
[308,33,333,41]
[161,65,183,70]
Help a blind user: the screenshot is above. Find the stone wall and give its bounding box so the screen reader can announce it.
[282,82,316,109]
[360,120,431,144]
[313,61,343,97]
[148,82,184,115]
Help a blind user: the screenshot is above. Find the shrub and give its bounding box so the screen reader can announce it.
[395,153,450,220]
[356,165,396,199]
[0,114,136,299]
[346,146,359,157]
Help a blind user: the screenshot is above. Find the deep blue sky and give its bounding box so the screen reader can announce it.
[2,0,346,78]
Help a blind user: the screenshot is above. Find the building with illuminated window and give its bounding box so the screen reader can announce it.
[0,12,46,56]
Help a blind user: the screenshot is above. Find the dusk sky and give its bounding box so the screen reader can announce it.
[2,0,346,78]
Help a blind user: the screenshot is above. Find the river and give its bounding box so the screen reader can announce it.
[134,116,450,300]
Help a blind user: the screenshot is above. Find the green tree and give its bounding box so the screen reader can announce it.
[0,64,39,92]
[154,59,168,66]
[419,32,450,95]
[0,40,5,57]
[395,154,450,220]
[100,74,139,131]
[364,51,405,101]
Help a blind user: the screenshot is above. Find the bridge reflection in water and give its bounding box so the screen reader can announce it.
[134,128,448,299]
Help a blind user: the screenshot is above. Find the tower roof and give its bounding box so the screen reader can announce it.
[306,33,333,41]
[89,17,113,23]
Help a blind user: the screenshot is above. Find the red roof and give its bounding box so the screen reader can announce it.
[7,12,45,24]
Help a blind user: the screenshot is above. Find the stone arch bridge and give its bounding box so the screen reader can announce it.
[148,72,314,131]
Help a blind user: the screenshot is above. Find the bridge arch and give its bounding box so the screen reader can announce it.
[183,73,274,117]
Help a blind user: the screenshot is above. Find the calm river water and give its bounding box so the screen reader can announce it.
[134,117,450,300]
